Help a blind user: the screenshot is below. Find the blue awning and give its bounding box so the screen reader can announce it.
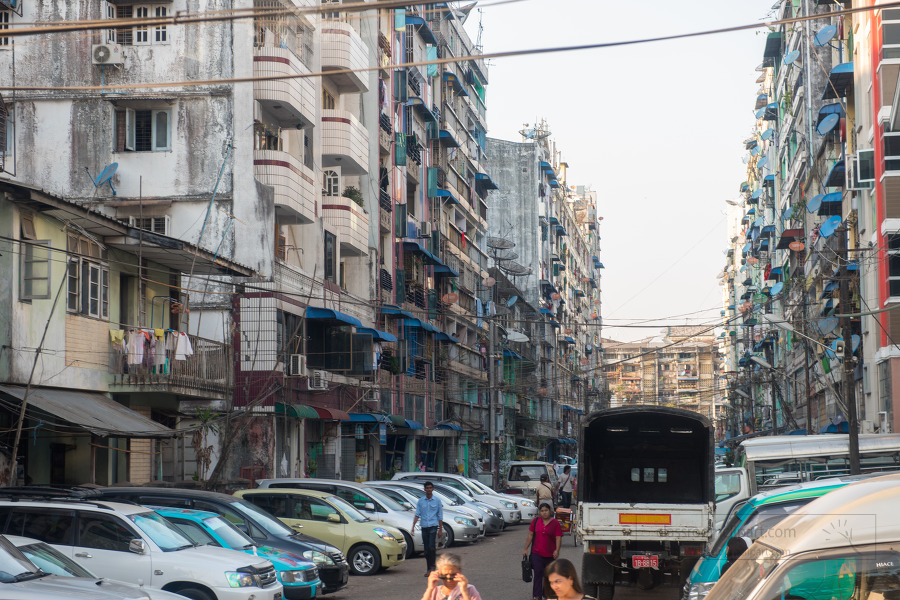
[306,307,362,327]
[503,349,524,360]
[549,319,560,328]
[561,336,576,344]
[761,225,776,235]
[434,332,460,343]
[558,437,577,445]
[824,161,845,188]
[403,240,441,265]
[381,305,415,319]
[407,97,437,124]
[437,423,463,431]
[768,267,783,280]
[763,103,778,121]
[549,178,560,188]
[555,225,568,236]
[823,62,854,100]
[432,264,459,278]
[539,160,552,171]
[819,191,843,216]
[357,327,398,343]
[549,216,560,225]
[540,280,558,293]
[740,182,750,192]
[574,289,585,297]
[405,419,423,430]
[820,281,838,299]
[475,172,499,191]
[747,207,757,216]
[595,262,605,269]
[405,15,437,45]
[763,174,775,186]
[405,318,440,333]
[540,308,553,315]
[431,188,460,205]
[442,71,469,96]
[349,413,391,424]
[438,129,461,147]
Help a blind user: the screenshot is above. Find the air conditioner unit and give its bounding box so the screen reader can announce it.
[289,354,307,377]
[307,370,328,390]
[92,44,124,66]
[419,220,432,237]
[129,216,170,236]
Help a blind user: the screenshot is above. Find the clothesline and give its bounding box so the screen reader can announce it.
[110,328,194,374]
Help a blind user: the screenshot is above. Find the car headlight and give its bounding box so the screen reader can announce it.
[301,550,334,566]
[477,506,491,515]
[500,500,516,509]
[225,571,257,588]
[373,527,397,541]
[279,568,317,584]
[686,581,717,600]
[520,499,535,507]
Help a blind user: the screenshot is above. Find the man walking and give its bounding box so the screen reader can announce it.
[558,465,574,508]
[412,481,444,575]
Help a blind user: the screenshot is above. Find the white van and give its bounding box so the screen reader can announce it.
[504,461,558,496]
[705,473,900,600]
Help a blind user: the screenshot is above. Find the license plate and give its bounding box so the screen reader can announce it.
[632,555,658,569]
[273,593,283,600]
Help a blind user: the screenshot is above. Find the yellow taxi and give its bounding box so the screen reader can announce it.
[234,488,406,576]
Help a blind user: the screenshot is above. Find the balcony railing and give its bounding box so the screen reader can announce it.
[321,20,369,93]
[254,149,317,224]
[109,333,232,399]
[253,46,316,129]
[322,194,369,257]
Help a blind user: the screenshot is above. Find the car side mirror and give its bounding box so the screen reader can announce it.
[129,539,147,555]
[327,513,341,523]
[363,502,375,511]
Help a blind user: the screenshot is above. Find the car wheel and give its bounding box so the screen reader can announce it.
[402,531,415,559]
[349,543,382,575]
[174,587,215,600]
[441,522,455,547]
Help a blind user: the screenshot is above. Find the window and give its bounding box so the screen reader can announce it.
[5,509,74,545]
[254,121,282,151]
[115,107,171,152]
[322,88,336,110]
[77,513,138,552]
[154,6,167,43]
[134,6,149,43]
[883,9,900,59]
[167,518,218,546]
[324,231,337,283]
[0,10,9,48]
[889,234,900,297]
[108,4,169,45]
[19,215,51,301]
[323,169,340,196]
[66,233,109,319]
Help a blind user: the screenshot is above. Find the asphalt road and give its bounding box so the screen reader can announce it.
[326,524,682,600]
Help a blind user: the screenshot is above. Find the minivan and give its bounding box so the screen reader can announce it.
[504,461,558,495]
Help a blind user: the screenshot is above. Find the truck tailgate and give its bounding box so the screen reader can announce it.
[579,502,712,541]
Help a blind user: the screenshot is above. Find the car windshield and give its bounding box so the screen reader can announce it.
[365,488,408,512]
[0,536,41,581]
[327,496,370,522]
[231,500,296,535]
[706,542,782,600]
[509,465,550,482]
[710,499,812,557]
[716,471,745,502]
[469,480,497,495]
[19,542,94,578]
[128,512,194,551]
[204,516,256,549]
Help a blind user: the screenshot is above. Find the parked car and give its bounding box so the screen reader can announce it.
[94,486,349,594]
[390,472,523,524]
[683,474,888,600]
[256,478,423,558]
[705,473,900,600]
[385,480,504,534]
[467,477,538,520]
[154,506,321,600]
[504,461,558,496]
[235,488,407,576]
[364,481,483,543]
[0,533,187,600]
[0,493,284,600]
[370,481,487,544]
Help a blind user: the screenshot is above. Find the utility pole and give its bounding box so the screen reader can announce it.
[837,227,860,474]
[487,304,499,490]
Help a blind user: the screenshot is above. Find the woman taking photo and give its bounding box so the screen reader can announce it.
[523,502,562,600]
[420,553,482,600]
[543,558,595,600]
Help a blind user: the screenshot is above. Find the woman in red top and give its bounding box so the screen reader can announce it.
[523,503,563,600]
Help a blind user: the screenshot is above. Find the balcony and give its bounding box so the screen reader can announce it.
[322,109,369,175]
[321,20,370,94]
[322,194,369,256]
[254,149,317,224]
[109,333,232,401]
[253,46,316,128]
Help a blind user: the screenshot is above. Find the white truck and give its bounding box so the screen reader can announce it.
[575,407,715,599]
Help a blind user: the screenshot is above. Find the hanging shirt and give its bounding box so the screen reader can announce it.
[126,331,144,365]
[174,333,194,360]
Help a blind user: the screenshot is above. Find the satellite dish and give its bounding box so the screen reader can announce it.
[807,194,824,213]
[817,113,840,136]
[770,281,784,296]
[817,317,839,335]
[506,296,518,308]
[486,236,515,250]
[442,293,459,304]
[820,215,842,237]
[757,156,769,170]
[751,146,761,157]
[815,24,837,47]
[494,250,519,261]
[783,49,800,65]
[506,330,529,343]
[761,128,775,140]
[716,272,726,280]
[85,162,118,195]
[482,277,496,287]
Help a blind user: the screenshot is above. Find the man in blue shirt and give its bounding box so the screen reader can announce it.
[412,480,444,576]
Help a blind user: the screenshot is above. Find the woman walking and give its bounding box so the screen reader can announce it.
[543,558,596,600]
[523,503,562,600]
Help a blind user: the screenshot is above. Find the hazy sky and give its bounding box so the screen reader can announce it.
[466,0,775,341]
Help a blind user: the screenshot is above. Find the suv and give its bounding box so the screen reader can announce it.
[0,492,283,600]
[93,486,349,594]
[391,472,525,524]
[256,478,422,558]
[504,461,558,496]
[0,532,187,599]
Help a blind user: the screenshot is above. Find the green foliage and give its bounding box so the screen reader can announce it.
[342,186,364,207]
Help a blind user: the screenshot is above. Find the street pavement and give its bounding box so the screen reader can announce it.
[326,524,681,600]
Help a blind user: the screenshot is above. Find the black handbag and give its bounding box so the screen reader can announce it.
[522,555,533,583]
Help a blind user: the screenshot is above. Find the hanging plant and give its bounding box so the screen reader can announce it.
[342,186,364,207]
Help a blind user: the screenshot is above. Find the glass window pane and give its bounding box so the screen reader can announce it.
[631,468,640,482]
[891,279,900,297]
[885,23,900,45]
[890,255,900,276]
[643,468,655,482]
[884,135,900,157]
[154,111,168,149]
[888,234,900,251]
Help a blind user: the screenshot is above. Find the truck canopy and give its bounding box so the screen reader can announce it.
[579,406,714,504]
